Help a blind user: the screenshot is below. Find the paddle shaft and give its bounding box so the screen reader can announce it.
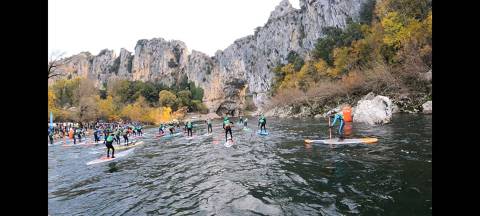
[328,116,332,139]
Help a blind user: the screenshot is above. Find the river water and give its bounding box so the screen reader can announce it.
[48,114,431,215]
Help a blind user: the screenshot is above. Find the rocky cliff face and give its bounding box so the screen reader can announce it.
[53,0,367,115]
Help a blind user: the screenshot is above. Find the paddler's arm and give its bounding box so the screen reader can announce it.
[330,115,338,127]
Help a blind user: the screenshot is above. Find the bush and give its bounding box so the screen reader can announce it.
[191,100,209,114]
[159,90,177,108]
[177,90,192,108]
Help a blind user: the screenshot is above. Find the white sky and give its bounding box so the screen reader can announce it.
[49,0,300,57]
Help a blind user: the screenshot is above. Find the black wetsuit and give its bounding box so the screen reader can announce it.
[122,129,129,145]
[73,129,77,144]
[94,130,99,142]
[187,122,193,137]
[207,120,212,133]
[48,130,54,144]
[223,120,233,142]
[115,130,121,145]
[103,130,108,144]
[259,117,266,132]
[105,135,115,158]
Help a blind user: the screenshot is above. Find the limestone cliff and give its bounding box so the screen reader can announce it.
[53,0,368,115]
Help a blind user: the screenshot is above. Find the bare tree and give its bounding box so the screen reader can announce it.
[48,51,68,80]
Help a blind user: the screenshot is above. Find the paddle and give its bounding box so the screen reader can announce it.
[328,116,332,139]
[328,116,333,148]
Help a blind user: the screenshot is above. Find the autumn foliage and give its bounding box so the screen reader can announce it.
[269,0,431,108]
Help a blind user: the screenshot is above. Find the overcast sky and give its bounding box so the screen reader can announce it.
[49,0,300,57]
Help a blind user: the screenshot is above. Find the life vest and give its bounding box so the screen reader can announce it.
[224,120,231,128]
[106,135,114,142]
[187,122,192,129]
[342,106,352,122]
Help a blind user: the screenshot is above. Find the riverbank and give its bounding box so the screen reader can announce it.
[262,91,431,125]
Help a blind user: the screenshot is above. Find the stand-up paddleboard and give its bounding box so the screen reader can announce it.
[86,148,136,165]
[114,141,144,150]
[62,139,89,146]
[204,133,212,136]
[163,132,182,138]
[304,137,378,145]
[156,133,166,137]
[224,139,234,147]
[243,127,251,131]
[257,130,269,136]
[185,136,195,140]
[77,140,104,146]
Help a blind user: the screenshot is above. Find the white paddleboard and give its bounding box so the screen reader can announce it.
[86,148,136,165]
[185,136,195,140]
[304,138,378,145]
[224,139,234,147]
[114,141,144,150]
[257,130,269,136]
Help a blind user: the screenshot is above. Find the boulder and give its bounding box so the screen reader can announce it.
[353,94,394,125]
[422,101,432,114]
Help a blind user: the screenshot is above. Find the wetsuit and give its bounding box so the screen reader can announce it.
[76,128,82,142]
[103,129,108,144]
[93,129,99,142]
[105,134,115,158]
[330,113,345,140]
[207,120,212,133]
[244,118,248,127]
[187,122,193,137]
[223,118,233,142]
[73,128,78,144]
[48,129,54,144]
[132,126,137,136]
[239,117,243,124]
[169,126,174,135]
[115,129,121,145]
[137,126,143,136]
[159,124,164,134]
[122,128,129,145]
[258,116,266,132]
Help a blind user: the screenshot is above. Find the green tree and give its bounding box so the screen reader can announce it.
[159,90,177,108]
[177,90,192,108]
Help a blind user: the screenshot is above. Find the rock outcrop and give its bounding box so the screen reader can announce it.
[353,93,395,125]
[53,0,368,115]
[422,101,432,114]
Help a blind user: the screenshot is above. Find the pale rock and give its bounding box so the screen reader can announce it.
[422,101,432,114]
[353,94,395,125]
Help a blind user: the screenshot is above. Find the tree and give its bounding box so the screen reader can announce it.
[159,90,177,108]
[76,96,98,122]
[97,95,118,121]
[287,51,305,71]
[48,51,68,80]
[177,90,192,109]
[140,82,159,106]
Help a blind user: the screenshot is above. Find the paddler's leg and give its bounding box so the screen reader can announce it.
[338,121,345,141]
[110,145,115,158]
[228,128,233,141]
[106,145,110,158]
